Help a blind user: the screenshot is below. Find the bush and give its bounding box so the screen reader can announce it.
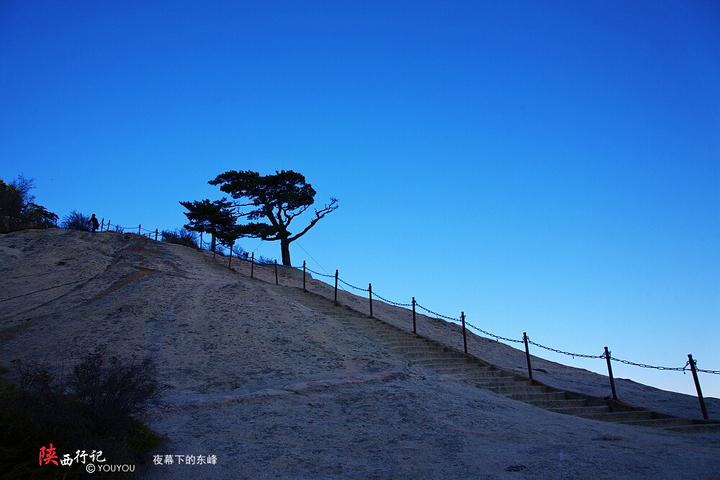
[60,211,91,231]
[232,244,249,259]
[256,255,276,265]
[0,347,166,479]
[162,228,198,248]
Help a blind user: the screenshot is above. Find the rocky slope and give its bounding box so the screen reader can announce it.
[1,228,719,479]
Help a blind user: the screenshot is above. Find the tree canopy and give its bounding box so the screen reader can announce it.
[0,176,57,232]
[209,170,337,265]
[179,198,235,254]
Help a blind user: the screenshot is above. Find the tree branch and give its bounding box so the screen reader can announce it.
[288,198,338,242]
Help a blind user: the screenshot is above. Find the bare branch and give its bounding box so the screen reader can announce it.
[288,198,338,242]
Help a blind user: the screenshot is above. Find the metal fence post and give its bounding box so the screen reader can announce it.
[334,270,339,305]
[101,219,105,231]
[138,224,141,235]
[368,283,373,317]
[688,354,709,420]
[107,220,111,232]
[303,261,307,291]
[523,332,533,380]
[251,252,254,278]
[604,346,618,401]
[461,311,467,354]
[412,297,417,334]
[155,228,158,241]
[274,260,279,285]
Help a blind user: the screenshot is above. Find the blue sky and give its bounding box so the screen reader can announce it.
[2,1,718,399]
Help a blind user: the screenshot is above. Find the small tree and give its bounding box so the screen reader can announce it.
[210,170,338,266]
[216,223,245,269]
[179,198,235,255]
[0,176,57,232]
[24,204,58,229]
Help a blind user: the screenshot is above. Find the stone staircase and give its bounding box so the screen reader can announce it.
[272,285,720,434]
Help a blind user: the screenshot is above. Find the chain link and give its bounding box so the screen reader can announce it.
[338,277,369,292]
[304,266,335,279]
[686,359,720,375]
[610,356,687,371]
[414,302,459,322]
[371,291,412,308]
[466,322,524,344]
[528,339,604,359]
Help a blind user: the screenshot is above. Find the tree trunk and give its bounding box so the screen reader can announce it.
[280,238,291,266]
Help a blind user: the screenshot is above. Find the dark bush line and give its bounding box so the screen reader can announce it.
[0,347,166,479]
[161,228,198,249]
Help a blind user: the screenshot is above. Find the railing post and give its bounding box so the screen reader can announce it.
[251,252,254,278]
[101,219,105,231]
[524,332,533,380]
[274,260,279,285]
[155,228,158,241]
[461,311,467,354]
[604,346,618,401]
[303,261,307,291]
[107,220,110,232]
[688,354,709,420]
[334,269,339,305]
[368,283,373,318]
[412,297,417,334]
[138,224,141,235]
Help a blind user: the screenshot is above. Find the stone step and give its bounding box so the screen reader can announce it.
[549,405,612,416]
[410,357,484,367]
[383,337,446,345]
[464,376,520,386]
[389,345,454,353]
[428,365,487,374]
[398,350,469,360]
[488,383,556,395]
[526,398,595,409]
[367,332,415,340]
[623,418,711,429]
[458,370,516,380]
[663,423,720,434]
[507,391,571,402]
[365,325,416,341]
[578,410,665,422]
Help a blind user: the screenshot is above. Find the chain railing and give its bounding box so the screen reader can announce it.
[301,262,720,379]
[79,225,719,418]
[283,258,717,418]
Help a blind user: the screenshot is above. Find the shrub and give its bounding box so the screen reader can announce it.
[60,211,91,231]
[162,228,198,248]
[232,244,249,259]
[0,347,166,479]
[256,255,276,265]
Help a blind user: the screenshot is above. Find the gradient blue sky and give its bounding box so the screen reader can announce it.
[2,1,718,399]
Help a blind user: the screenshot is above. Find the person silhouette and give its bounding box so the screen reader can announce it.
[90,214,99,232]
